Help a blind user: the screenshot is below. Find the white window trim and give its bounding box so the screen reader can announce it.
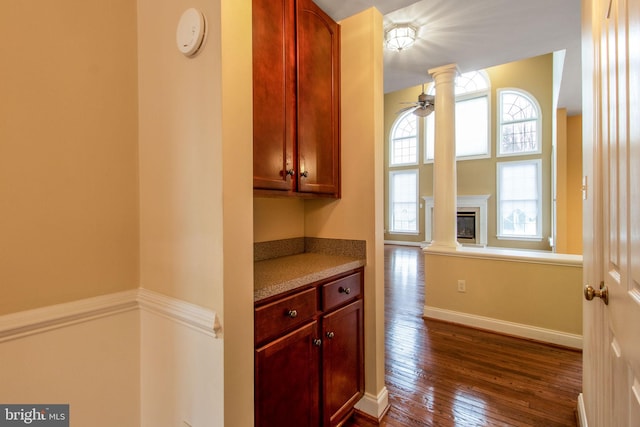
[496,88,542,158]
[388,169,420,235]
[389,110,419,167]
[496,159,543,240]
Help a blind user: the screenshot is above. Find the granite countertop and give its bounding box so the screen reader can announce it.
[254,238,366,302]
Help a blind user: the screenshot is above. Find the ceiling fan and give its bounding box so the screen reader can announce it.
[397,84,435,117]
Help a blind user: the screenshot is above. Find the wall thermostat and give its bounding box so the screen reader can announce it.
[176,8,206,57]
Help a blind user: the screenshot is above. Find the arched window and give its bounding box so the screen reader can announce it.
[497,89,541,156]
[389,111,418,166]
[424,70,491,161]
[388,111,419,233]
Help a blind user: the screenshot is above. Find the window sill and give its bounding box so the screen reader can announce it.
[496,235,543,242]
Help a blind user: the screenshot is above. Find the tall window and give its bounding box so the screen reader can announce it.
[497,89,541,156]
[390,111,418,165]
[424,70,490,161]
[389,170,419,233]
[497,160,542,239]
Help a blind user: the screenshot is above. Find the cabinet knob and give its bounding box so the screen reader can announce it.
[326,331,335,339]
[339,287,351,295]
[287,309,298,318]
[313,338,322,347]
[285,169,295,177]
[300,170,309,178]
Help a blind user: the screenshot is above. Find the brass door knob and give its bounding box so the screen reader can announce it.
[584,283,609,305]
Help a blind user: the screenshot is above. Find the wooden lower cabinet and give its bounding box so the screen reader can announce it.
[255,269,364,427]
[255,321,320,427]
[322,299,364,426]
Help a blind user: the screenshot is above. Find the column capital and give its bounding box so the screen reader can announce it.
[428,63,460,81]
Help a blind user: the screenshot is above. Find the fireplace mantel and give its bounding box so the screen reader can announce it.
[422,195,490,247]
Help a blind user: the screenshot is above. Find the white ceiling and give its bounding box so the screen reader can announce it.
[314,0,582,115]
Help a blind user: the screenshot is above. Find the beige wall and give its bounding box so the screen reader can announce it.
[141,309,223,426]
[220,1,255,424]
[424,250,583,345]
[555,111,583,255]
[254,198,305,242]
[2,0,253,424]
[0,312,140,427]
[556,108,569,253]
[566,115,584,254]
[138,0,254,424]
[252,8,387,417]
[384,54,560,251]
[0,0,139,315]
[138,0,222,307]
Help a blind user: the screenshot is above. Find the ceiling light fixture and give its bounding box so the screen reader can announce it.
[385,24,417,52]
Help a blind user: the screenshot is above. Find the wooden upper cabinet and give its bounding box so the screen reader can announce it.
[252,0,296,191]
[252,0,341,197]
[296,0,341,197]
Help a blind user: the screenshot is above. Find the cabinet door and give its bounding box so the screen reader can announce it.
[296,0,341,197]
[322,299,364,426]
[252,0,296,191]
[255,320,320,427]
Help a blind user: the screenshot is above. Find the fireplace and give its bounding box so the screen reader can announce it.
[423,195,490,247]
[457,209,479,244]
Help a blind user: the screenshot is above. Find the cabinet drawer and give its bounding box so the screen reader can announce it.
[321,271,362,311]
[255,287,317,345]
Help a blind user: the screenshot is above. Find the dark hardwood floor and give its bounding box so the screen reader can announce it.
[346,245,582,427]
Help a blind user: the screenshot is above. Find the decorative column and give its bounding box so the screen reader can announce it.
[427,63,459,249]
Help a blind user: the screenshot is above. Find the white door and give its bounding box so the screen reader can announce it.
[582,0,640,425]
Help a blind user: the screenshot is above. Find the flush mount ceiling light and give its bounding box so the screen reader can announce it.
[385,24,417,52]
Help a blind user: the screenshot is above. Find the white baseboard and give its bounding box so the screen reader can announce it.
[355,386,389,420]
[384,240,424,247]
[577,393,588,427]
[0,288,219,342]
[424,306,583,349]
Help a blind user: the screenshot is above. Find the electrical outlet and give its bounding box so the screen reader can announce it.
[457,280,466,293]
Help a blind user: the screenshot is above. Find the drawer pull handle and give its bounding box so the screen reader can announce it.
[339,287,351,295]
[326,331,335,339]
[287,309,298,318]
[313,338,322,347]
